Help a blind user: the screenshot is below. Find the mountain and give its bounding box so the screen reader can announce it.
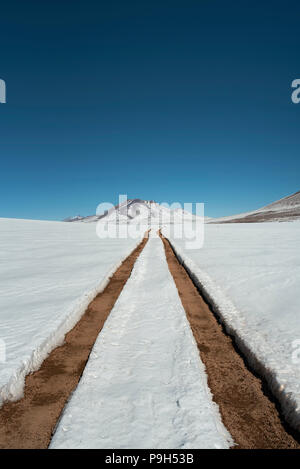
[64,191,300,225]
[64,199,207,224]
[63,215,86,222]
[208,190,300,224]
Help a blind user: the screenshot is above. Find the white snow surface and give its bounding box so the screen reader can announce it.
[51,233,233,449]
[163,222,300,430]
[0,218,141,407]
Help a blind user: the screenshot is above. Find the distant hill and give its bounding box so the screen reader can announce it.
[208,190,300,223]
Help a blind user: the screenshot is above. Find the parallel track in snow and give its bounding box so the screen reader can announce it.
[50,232,232,449]
[1,229,299,449]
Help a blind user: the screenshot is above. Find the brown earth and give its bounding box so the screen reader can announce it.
[160,233,300,449]
[0,234,148,449]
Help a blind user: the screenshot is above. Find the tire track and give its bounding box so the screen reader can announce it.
[160,232,300,449]
[0,233,148,449]
[50,232,232,449]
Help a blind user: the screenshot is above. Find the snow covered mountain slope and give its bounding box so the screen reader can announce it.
[0,218,141,407]
[209,190,300,223]
[64,199,207,224]
[51,233,233,449]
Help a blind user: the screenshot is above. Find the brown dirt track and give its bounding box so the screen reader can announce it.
[160,233,300,449]
[0,234,148,449]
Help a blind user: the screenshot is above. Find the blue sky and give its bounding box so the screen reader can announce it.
[0,0,299,220]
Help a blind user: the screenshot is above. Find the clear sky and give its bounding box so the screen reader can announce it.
[0,0,299,220]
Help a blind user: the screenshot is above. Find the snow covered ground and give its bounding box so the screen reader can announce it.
[51,232,233,449]
[3,215,299,445]
[0,218,141,407]
[163,222,300,430]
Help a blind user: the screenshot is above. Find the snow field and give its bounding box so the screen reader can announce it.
[0,218,141,407]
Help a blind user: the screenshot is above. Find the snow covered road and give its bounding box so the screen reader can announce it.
[51,232,233,449]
